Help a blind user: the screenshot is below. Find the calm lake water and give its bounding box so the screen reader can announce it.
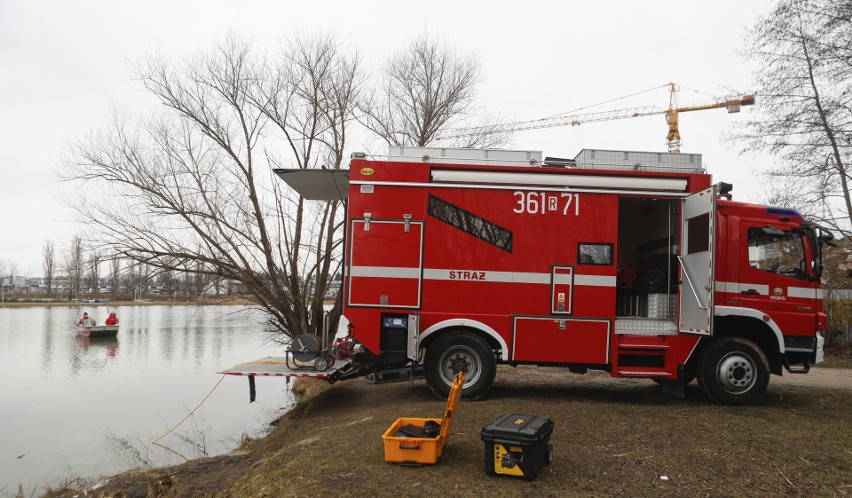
[0,304,296,497]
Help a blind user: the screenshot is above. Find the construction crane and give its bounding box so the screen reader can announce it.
[434,83,755,153]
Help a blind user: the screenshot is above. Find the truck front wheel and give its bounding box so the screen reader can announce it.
[697,337,769,405]
[424,331,496,400]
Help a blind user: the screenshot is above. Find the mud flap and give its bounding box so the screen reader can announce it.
[659,378,686,397]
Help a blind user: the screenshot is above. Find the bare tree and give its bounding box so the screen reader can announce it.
[132,261,150,298]
[248,31,363,336]
[736,0,852,235]
[108,255,121,299]
[192,258,206,296]
[0,259,6,302]
[359,32,508,149]
[65,236,84,301]
[43,240,56,297]
[6,262,19,295]
[62,33,361,338]
[88,250,101,294]
[126,259,141,300]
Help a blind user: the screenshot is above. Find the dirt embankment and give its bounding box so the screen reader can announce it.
[772,366,852,390]
[49,364,852,498]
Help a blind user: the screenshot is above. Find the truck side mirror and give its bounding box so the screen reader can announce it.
[760,225,785,236]
[820,234,837,247]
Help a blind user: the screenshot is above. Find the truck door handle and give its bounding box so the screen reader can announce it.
[741,289,760,295]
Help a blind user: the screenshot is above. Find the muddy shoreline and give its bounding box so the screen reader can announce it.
[44,364,852,497]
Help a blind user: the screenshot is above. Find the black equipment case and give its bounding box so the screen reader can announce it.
[480,413,554,481]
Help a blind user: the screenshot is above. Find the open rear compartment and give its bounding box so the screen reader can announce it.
[612,197,680,375]
[615,198,679,335]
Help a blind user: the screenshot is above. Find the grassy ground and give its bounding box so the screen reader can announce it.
[47,365,852,498]
[822,346,852,369]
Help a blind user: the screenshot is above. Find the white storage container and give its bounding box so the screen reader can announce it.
[387,146,542,167]
[573,149,703,173]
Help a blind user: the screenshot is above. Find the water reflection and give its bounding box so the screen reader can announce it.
[0,304,293,498]
[41,308,55,375]
[76,336,119,355]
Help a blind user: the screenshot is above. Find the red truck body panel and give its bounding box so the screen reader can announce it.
[335,150,823,393]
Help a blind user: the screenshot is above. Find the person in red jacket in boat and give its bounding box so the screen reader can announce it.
[105,311,119,326]
[78,312,95,326]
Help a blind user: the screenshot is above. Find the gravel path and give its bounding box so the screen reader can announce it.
[773,367,852,390]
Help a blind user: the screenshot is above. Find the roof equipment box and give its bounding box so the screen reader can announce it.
[381,371,463,465]
[480,413,554,481]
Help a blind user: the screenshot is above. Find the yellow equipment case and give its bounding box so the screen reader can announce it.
[381,371,464,465]
[480,413,554,481]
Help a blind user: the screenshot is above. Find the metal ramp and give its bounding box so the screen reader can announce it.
[220,357,353,403]
[219,357,352,380]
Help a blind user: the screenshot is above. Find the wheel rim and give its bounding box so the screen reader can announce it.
[438,345,481,388]
[314,356,329,371]
[716,352,756,394]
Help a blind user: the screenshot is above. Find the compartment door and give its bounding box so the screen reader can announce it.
[551,266,574,314]
[678,186,716,334]
[348,219,423,308]
[512,317,610,364]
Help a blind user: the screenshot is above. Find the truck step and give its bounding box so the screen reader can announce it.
[784,359,811,374]
[617,369,672,378]
[618,343,670,351]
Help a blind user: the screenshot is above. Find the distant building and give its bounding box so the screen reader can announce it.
[0,275,29,293]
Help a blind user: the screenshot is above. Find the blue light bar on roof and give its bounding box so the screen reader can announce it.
[767,207,802,217]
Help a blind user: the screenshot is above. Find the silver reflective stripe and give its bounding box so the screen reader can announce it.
[430,170,688,191]
[717,281,822,299]
[574,275,617,287]
[349,266,421,279]
[553,273,573,285]
[350,180,691,198]
[352,266,615,286]
[788,287,821,299]
[422,269,549,284]
[715,281,769,295]
[715,281,736,293]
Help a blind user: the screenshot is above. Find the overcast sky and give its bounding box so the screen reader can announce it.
[0,0,771,276]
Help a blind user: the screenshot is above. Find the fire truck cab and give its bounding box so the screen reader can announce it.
[279,147,833,405]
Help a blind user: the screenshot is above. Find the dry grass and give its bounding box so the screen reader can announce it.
[822,346,852,369]
[79,365,852,498]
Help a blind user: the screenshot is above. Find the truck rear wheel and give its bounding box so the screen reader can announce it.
[424,331,496,400]
[697,337,769,405]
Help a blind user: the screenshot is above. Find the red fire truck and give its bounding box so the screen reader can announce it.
[251,147,834,406]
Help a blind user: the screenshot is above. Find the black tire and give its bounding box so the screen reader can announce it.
[313,354,333,371]
[697,337,769,405]
[424,331,496,400]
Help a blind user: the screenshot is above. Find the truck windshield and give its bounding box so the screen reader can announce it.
[747,228,807,280]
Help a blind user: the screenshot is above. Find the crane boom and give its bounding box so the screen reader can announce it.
[434,105,665,140]
[665,91,755,152]
[677,95,756,114]
[434,84,755,153]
